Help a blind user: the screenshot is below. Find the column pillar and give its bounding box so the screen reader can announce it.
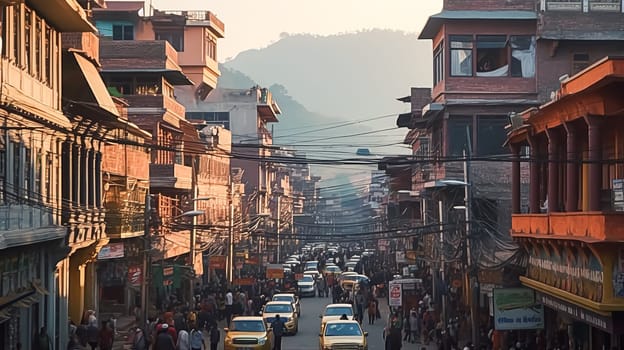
[79,145,88,207]
[546,128,560,212]
[564,122,579,212]
[510,144,521,214]
[585,116,603,211]
[71,143,80,206]
[527,136,541,213]
[95,151,102,208]
[88,148,95,208]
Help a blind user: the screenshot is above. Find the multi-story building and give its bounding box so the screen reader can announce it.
[508,57,624,349]
[185,87,282,218]
[413,0,624,333]
[0,1,99,349]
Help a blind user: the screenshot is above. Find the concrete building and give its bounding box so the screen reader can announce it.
[408,0,624,338]
[0,1,101,349]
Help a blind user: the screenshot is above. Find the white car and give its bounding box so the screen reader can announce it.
[319,303,356,330]
[298,275,316,297]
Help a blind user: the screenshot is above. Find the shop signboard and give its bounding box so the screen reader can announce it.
[266,264,284,279]
[389,280,402,307]
[209,255,226,270]
[233,277,256,286]
[98,242,125,260]
[493,288,544,330]
[536,292,612,333]
[128,266,142,286]
[396,251,406,263]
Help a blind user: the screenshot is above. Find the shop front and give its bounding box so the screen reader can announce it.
[519,239,624,348]
[97,239,143,317]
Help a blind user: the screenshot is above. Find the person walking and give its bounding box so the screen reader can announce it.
[409,308,420,344]
[154,324,176,350]
[270,314,286,350]
[131,327,149,350]
[189,325,205,350]
[86,320,100,350]
[367,298,376,325]
[98,321,115,350]
[209,322,220,350]
[224,289,234,325]
[176,329,190,350]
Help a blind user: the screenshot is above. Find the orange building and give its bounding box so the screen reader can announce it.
[507,57,624,349]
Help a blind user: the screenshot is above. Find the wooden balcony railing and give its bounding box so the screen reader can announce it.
[512,211,624,241]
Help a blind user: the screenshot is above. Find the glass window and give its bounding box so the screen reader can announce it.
[264,304,292,313]
[447,117,473,157]
[510,36,535,78]
[44,24,51,85]
[113,25,134,40]
[476,35,508,77]
[433,42,444,86]
[325,307,353,316]
[34,16,41,78]
[231,321,265,332]
[325,323,362,336]
[477,116,508,156]
[156,31,184,51]
[450,35,472,76]
[13,5,20,66]
[24,8,30,72]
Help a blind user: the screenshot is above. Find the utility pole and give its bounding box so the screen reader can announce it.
[464,133,479,347]
[438,200,446,326]
[141,191,151,327]
[276,194,281,263]
[189,179,198,304]
[227,180,235,283]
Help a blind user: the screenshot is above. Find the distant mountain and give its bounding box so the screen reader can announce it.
[217,29,431,183]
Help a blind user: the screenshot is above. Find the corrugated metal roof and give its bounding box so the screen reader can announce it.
[540,31,624,41]
[419,10,537,39]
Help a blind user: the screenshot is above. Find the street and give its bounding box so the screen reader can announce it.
[277,295,437,350]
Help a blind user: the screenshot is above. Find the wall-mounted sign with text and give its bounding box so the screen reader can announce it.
[493,288,544,331]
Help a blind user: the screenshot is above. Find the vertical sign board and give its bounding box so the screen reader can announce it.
[388,280,402,307]
[266,264,284,279]
[493,288,544,330]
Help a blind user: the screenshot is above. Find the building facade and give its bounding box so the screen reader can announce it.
[0,1,99,349]
[508,57,624,349]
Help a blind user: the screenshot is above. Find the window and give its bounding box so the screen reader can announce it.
[12,5,20,66]
[34,18,41,78]
[433,42,444,86]
[572,53,590,74]
[206,34,217,60]
[510,36,535,77]
[477,116,508,156]
[1,7,6,58]
[112,24,134,40]
[476,35,508,77]
[156,31,184,51]
[447,117,473,157]
[186,111,230,130]
[589,0,621,11]
[24,8,30,72]
[449,34,535,78]
[450,35,472,76]
[44,24,51,85]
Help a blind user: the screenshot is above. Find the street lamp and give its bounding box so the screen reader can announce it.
[176,209,205,304]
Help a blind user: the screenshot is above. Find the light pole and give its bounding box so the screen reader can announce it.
[227,181,235,284]
[177,209,205,304]
[276,194,281,263]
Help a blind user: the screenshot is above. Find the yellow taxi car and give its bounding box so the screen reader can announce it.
[319,320,368,350]
[261,301,299,335]
[319,303,355,331]
[224,316,273,350]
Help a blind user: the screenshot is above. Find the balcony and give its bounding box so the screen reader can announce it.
[150,163,192,190]
[105,209,145,239]
[62,32,100,62]
[123,94,185,127]
[101,145,150,179]
[512,212,624,241]
[257,89,281,122]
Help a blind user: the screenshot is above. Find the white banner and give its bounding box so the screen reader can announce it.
[388,281,402,307]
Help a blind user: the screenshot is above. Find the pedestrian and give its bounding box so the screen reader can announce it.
[224,289,234,325]
[155,323,176,350]
[87,320,100,350]
[270,314,286,350]
[176,328,190,350]
[355,292,365,324]
[131,327,148,350]
[402,313,410,342]
[209,322,220,350]
[367,299,376,325]
[99,320,115,350]
[409,309,419,344]
[34,327,53,350]
[190,325,205,350]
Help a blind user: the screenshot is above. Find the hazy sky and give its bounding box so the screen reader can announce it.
[148,0,443,61]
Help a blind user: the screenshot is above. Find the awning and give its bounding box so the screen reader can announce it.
[101,69,194,86]
[419,10,537,39]
[0,280,49,321]
[68,51,120,117]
